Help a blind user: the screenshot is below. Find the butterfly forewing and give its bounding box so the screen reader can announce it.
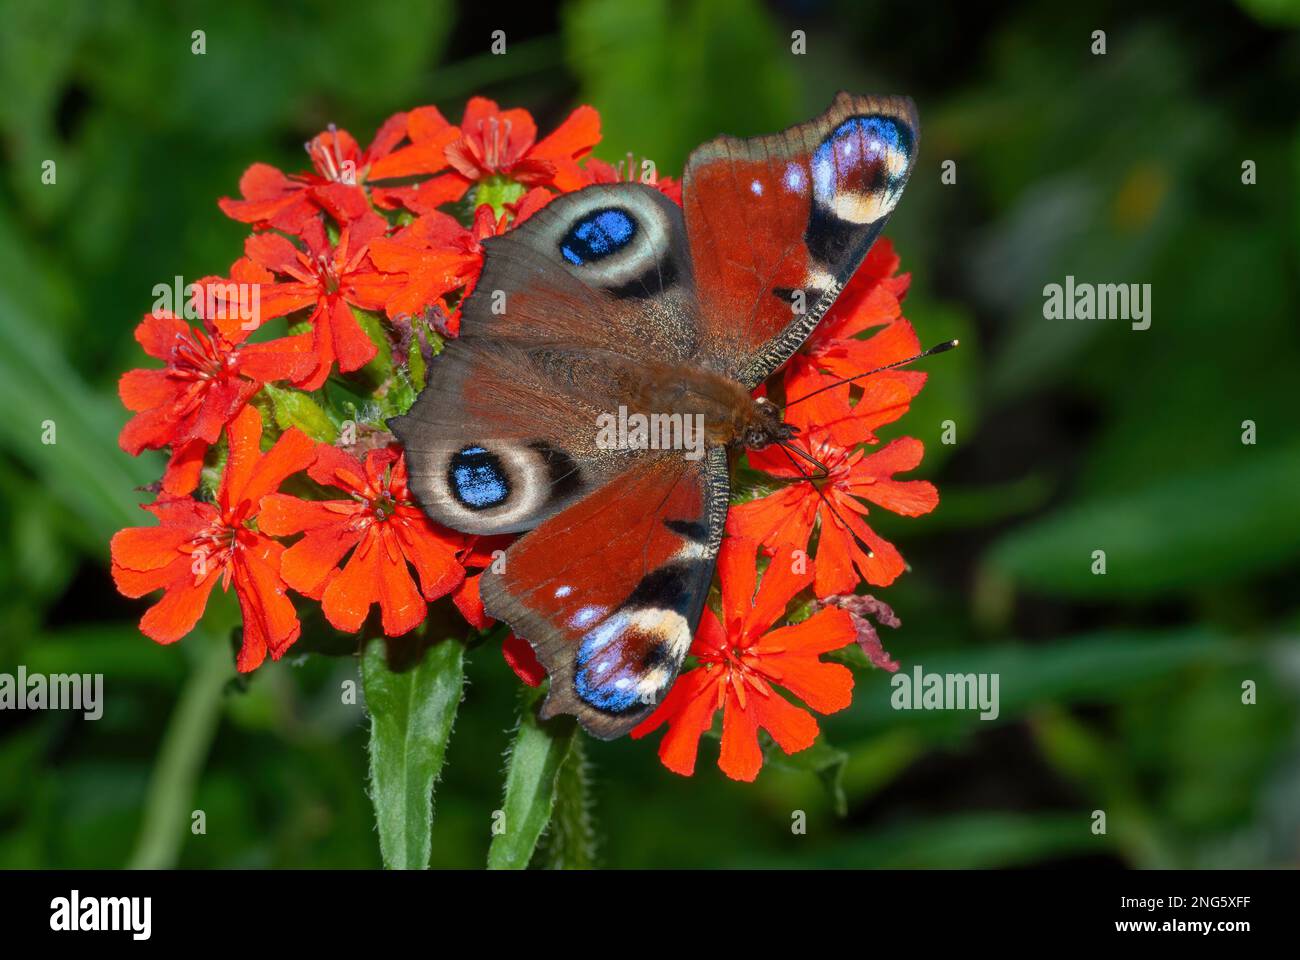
[683,91,919,386]
[390,183,701,536]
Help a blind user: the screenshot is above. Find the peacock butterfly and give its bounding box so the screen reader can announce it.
[390,92,922,739]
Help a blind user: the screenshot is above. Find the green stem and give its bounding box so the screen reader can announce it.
[127,631,233,869]
[540,733,598,869]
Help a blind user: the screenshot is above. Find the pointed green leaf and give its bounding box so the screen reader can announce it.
[363,636,464,870]
[987,443,1300,597]
[260,383,338,442]
[487,689,578,870]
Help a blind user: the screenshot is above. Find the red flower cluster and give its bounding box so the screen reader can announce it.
[114,98,604,667]
[637,240,939,780]
[113,97,936,783]
[727,240,938,595]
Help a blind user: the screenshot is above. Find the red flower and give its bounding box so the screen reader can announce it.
[212,214,400,389]
[364,106,471,215]
[784,238,924,399]
[583,156,682,205]
[369,191,551,331]
[445,536,544,685]
[258,444,465,637]
[110,406,315,671]
[727,365,938,596]
[217,113,454,231]
[118,310,313,495]
[418,98,600,202]
[632,539,857,781]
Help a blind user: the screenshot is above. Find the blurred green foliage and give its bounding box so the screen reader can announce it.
[1,0,1298,868]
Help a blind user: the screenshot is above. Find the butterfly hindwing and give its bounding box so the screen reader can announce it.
[480,447,728,739]
[682,91,919,387]
[390,183,701,535]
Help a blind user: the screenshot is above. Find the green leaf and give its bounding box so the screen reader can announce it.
[352,306,394,384]
[766,739,849,816]
[487,688,579,870]
[363,635,465,870]
[260,383,338,443]
[840,626,1246,736]
[0,287,152,545]
[473,174,527,220]
[407,334,428,392]
[987,443,1300,597]
[744,812,1103,869]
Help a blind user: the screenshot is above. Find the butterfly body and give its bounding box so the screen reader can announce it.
[391,92,918,739]
[616,359,789,448]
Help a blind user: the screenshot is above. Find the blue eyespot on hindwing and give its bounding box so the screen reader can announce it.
[448,445,510,510]
[571,558,709,716]
[560,207,637,265]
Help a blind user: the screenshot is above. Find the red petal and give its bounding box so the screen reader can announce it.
[244,232,304,275]
[278,522,363,599]
[312,182,371,224]
[111,524,195,573]
[745,545,815,640]
[238,427,317,511]
[235,333,316,384]
[716,536,758,639]
[631,664,721,778]
[452,573,493,631]
[217,405,262,511]
[755,612,857,714]
[233,537,300,669]
[321,532,381,632]
[846,437,939,517]
[502,633,545,686]
[378,174,471,214]
[531,105,600,163]
[118,402,177,454]
[258,492,347,535]
[138,571,219,645]
[725,485,817,554]
[368,124,460,180]
[305,442,368,492]
[326,298,378,374]
[364,110,410,164]
[134,312,190,359]
[392,514,465,601]
[161,439,207,496]
[746,687,820,761]
[407,105,452,142]
[375,531,428,636]
[717,691,764,782]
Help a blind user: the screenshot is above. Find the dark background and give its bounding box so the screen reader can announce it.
[1,0,1298,868]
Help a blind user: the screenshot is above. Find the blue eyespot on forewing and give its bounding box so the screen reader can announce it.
[560,208,637,265]
[810,115,913,223]
[448,445,510,510]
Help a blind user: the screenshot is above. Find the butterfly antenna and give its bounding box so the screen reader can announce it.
[776,441,874,559]
[784,339,959,409]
